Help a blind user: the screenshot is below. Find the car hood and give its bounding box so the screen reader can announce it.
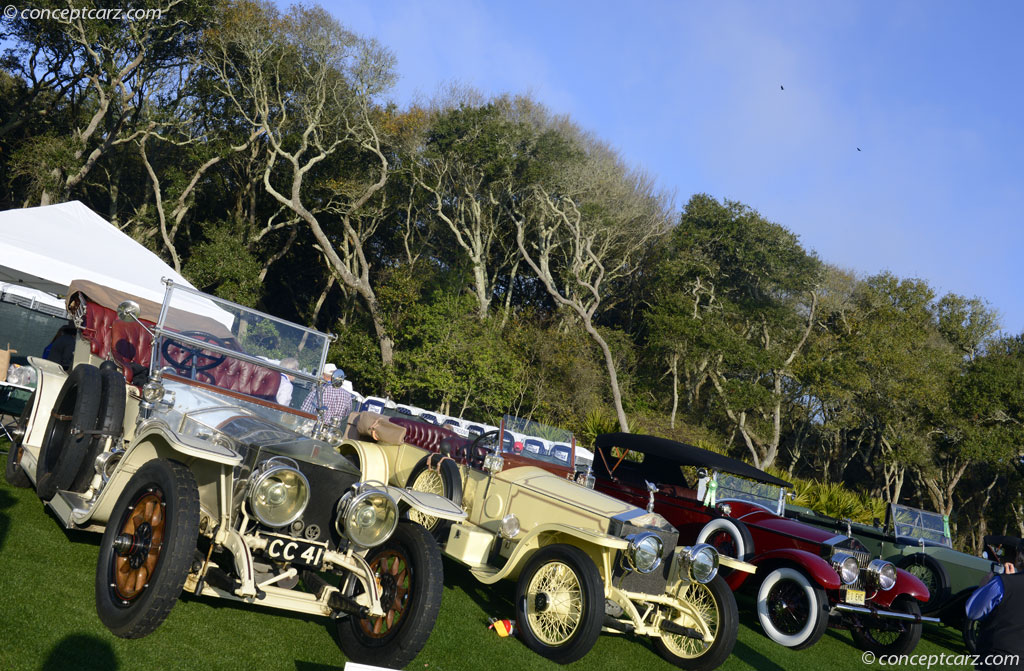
[739,508,842,545]
[496,465,640,519]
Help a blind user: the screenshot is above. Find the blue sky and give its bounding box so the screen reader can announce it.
[323,0,1024,335]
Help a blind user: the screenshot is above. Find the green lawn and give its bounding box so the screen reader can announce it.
[0,446,973,671]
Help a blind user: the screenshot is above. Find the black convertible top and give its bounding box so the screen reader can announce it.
[595,433,792,488]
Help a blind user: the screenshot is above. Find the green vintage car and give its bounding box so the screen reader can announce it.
[789,502,990,633]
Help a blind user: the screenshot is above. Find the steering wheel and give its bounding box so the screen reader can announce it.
[161,330,231,381]
[465,429,515,467]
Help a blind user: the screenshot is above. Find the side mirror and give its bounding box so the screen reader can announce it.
[117,300,141,322]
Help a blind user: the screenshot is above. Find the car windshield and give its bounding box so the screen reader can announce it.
[153,282,332,402]
[715,472,783,514]
[890,504,951,547]
[495,415,576,468]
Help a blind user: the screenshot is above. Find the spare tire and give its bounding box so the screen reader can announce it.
[69,363,126,493]
[405,454,463,543]
[36,364,103,500]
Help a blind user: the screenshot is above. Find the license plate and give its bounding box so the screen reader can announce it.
[263,534,327,569]
[844,588,865,606]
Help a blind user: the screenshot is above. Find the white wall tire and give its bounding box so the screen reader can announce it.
[755,566,828,649]
[696,518,749,560]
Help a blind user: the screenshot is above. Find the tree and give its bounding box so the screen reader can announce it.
[665,194,821,469]
[203,0,399,367]
[512,129,669,432]
[6,0,209,205]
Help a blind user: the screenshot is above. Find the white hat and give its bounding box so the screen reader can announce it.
[324,363,337,374]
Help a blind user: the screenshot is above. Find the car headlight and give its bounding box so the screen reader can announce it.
[623,533,663,573]
[866,559,897,591]
[248,457,310,528]
[831,552,860,585]
[141,380,165,404]
[679,543,719,583]
[335,485,398,548]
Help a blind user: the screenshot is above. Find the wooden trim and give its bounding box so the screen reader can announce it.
[163,373,317,420]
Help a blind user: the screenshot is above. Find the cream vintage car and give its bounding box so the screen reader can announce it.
[348,413,754,670]
[5,279,465,669]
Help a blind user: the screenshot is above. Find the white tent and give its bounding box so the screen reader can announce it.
[0,201,195,305]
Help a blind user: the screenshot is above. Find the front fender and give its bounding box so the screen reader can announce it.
[751,548,842,590]
[460,522,628,585]
[386,486,467,522]
[870,568,930,607]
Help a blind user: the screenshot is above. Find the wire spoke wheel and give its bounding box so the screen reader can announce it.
[525,561,583,645]
[661,582,719,658]
[407,469,444,529]
[766,579,812,635]
[360,549,412,638]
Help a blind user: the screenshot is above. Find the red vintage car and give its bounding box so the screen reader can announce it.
[591,433,937,655]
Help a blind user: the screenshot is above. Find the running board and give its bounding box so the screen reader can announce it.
[46,489,104,533]
[834,603,940,623]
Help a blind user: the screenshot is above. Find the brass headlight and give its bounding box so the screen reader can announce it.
[866,559,897,591]
[680,543,720,584]
[248,457,310,528]
[831,552,860,585]
[335,485,398,548]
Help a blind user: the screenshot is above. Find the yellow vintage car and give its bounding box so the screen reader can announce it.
[6,279,465,669]
[352,413,755,670]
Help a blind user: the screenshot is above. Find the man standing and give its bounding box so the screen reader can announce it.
[301,363,352,421]
[966,552,1024,670]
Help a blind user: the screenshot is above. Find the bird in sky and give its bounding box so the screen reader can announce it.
[780,85,784,90]
[857,147,861,151]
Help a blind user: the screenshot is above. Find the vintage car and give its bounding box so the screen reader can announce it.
[5,279,465,669]
[589,433,938,655]
[342,412,753,670]
[790,502,993,623]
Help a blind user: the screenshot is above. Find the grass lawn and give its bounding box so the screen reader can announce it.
[0,444,974,671]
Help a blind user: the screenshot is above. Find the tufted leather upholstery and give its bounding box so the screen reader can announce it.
[387,417,494,465]
[390,417,461,452]
[81,297,280,399]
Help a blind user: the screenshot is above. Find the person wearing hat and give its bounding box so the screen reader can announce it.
[300,362,352,421]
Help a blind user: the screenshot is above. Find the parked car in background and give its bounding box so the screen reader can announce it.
[791,501,995,643]
[350,413,753,670]
[5,279,464,668]
[590,433,937,655]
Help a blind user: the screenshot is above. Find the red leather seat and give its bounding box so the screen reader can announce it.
[82,297,280,399]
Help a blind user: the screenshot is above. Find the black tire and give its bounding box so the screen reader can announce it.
[4,392,34,488]
[654,575,739,671]
[515,544,604,664]
[336,521,444,669]
[36,365,103,499]
[963,617,980,654]
[896,553,950,612]
[405,454,463,543]
[756,566,829,649]
[95,459,199,638]
[70,365,126,492]
[851,595,923,656]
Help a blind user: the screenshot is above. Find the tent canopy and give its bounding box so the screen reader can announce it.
[0,201,195,305]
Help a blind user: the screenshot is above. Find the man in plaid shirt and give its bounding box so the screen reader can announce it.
[301,363,352,420]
